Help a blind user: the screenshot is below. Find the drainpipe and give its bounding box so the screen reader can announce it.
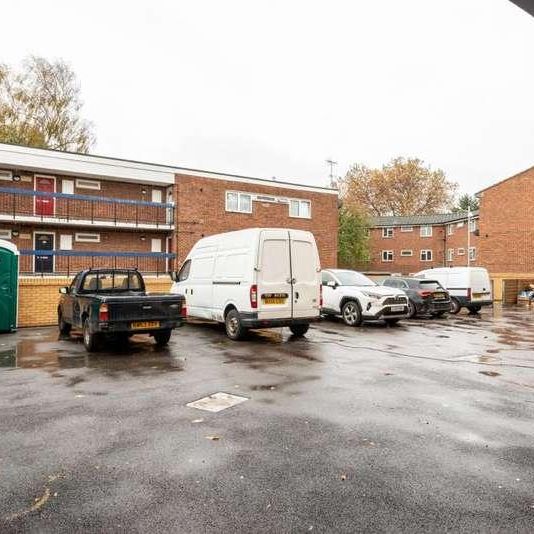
[467,207,471,267]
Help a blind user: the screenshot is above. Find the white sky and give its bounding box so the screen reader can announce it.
[3,0,534,193]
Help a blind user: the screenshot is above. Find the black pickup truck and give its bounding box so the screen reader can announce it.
[58,269,186,352]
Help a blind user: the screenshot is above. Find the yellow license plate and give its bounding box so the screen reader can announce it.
[131,321,160,329]
[263,298,286,305]
[472,293,483,299]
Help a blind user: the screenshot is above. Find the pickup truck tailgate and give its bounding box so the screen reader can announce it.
[107,296,185,321]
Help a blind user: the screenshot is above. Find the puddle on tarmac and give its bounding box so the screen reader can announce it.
[479,370,501,377]
[0,331,185,374]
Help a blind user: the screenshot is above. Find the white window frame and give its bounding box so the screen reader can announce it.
[469,247,476,260]
[0,170,12,181]
[60,234,73,250]
[457,248,465,256]
[382,227,394,238]
[225,191,253,214]
[447,248,454,262]
[62,179,74,195]
[400,249,413,257]
[289,198,311,219]
[420,225,432,237]
[456,221,464,228]
[469,219,477,232]
[75,178,101,191]
[381,250,394,262]
[151,189,163,203]
[33,231,56,273]
[75,232,101,243]
[0,229,12,239]
[447,224,454,236]
[151,238,162,253]
[420,249,433,262]
[400,226,413,232]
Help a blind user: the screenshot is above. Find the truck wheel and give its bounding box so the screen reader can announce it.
[58,311,71,336]
[341,300,362,327]
[154,329,172,346]
[83,318,100,352]
[450,298,461,314]
[289,324,310,336]
[225,309,247,340]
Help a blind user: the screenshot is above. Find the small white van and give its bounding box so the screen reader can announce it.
[414,267,493,314]
[170,228,322,339]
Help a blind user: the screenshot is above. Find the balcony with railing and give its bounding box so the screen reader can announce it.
[0,187,174,230]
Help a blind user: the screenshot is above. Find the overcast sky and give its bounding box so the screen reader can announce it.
[4,0,534,193]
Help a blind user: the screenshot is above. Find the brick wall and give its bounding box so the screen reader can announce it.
[17,276,172,327]
[478,167,534,273]
[174,173,338,268]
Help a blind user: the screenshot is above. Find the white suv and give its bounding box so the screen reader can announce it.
[321,269,410,326]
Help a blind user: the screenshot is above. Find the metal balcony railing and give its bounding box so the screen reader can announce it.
[19,250,176,277]
[0,187,174,228]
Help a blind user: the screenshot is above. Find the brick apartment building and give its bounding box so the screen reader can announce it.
[367,211,479,274]
[0,143,338,277]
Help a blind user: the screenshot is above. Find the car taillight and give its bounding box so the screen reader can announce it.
[181,302,187,317]
[320,284,323,307]
[99,303,109,322]
[250,284,258,309]
[418,290,432,298]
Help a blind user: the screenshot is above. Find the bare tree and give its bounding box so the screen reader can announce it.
[0,56,94,152]
[339,157,458,216]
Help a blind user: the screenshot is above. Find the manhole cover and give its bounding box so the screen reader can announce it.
[186,392,249,412]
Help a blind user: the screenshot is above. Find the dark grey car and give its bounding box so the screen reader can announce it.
[382,277,451,319]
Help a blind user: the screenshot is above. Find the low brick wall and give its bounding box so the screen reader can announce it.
[18,276,173,328]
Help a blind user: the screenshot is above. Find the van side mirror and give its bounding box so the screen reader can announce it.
[59,287,69,294]
[326,280,337,288]
[169,271,178,282]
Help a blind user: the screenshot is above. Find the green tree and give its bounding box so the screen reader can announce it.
[453,193,479,212]
[338,207,370,267]
[0,56,94,152]
[340,157,458,216]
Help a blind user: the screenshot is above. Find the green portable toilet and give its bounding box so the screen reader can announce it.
[0,239,19,333]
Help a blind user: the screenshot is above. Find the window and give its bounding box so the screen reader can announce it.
[469,247,476,260]
[400,226,413,232]
[457,248,465,256]
[80,271,142,292]
[226,191,252,213]
[382,227,394,238]
[456,221,464,228]
[151,238,162,253]
[60,235,73,250]
[335,271,376,286]
[447,224,454,236]
[0,229,12,239]
[469,219,477,232]
[400,249,413,257]
[75,232,100,243]
[289,199,311,218]
[62,180,74,194]
[177,260,191,282]
[447,248,454,262]
[420,250,433,261]
[0,170,12,181]
[322,271,337,286]
[75,178,101,190]
[151,189,162,203]
[382,250,394,262]
[420,226,432,237]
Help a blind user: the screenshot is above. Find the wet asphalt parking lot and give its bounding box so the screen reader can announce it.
[1,306,534,533]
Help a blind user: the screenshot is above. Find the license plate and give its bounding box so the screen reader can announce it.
[390,305,405,312]
[263,298,286,305]
[472,292,485,299]
[433,292,446,299]
[131,321,160,329]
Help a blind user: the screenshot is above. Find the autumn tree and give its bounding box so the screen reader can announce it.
[339,157,457,216]
[0,56,94,152]
[453,193,479,212]
[338,207,370,267]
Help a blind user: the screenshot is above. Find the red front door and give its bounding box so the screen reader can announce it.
[35,176,55,216]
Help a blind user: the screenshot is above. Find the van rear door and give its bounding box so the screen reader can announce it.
[257,230,292,320]
[290,230,320,319]
[470,268,492,302]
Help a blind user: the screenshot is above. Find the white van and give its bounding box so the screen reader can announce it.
[414,267,493,314]
[170,228,322,339]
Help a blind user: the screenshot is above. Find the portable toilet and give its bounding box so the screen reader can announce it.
[0,239,19,333]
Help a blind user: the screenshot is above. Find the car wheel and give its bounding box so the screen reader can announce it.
[289,324,310,336]
[407,300,417,319]
[341,300,362,327]
[154,329,172,346]
[225,309,247,340]
[82,318,100,352]
[58,311,71,336]
[385,318,400,326]
[450,298,461,314]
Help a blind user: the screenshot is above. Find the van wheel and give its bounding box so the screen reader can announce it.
[450,298,461,314]
[385,318,400,326]
[289,324,309,336]
[341,300,362,327]
[58,311,71,336]
[225,309,247,340]
[467,305,482,314]
[154,329,172,346]
[83,319,100,352]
